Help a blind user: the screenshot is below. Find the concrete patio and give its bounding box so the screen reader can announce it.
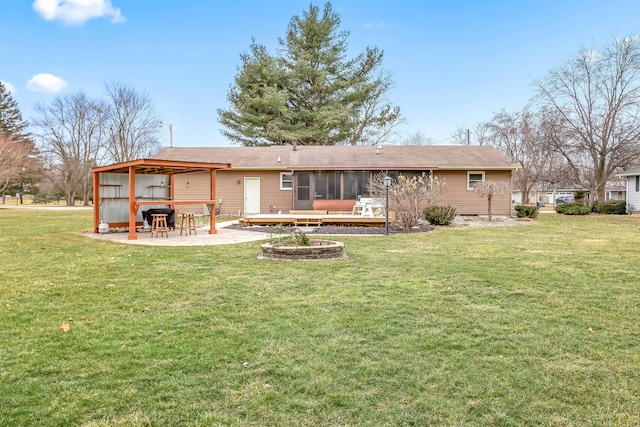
[84,220,269,246]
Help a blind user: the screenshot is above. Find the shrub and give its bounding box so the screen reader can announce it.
[574,189,588,202]
[370,172,446,231]
[267,224,310,246]
[514,205,539,219]
[555,202,591,215]
[592,200,627,215]
[424,205,457,225]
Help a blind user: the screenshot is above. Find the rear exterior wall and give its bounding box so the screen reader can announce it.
[173,169,513,217]
[434,170,513,216]
[173,170,293,215]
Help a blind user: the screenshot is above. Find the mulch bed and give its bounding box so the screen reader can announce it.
[226,216,534,235]
[226,222,435,235]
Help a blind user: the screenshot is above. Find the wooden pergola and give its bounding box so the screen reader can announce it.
[92,159,231,240]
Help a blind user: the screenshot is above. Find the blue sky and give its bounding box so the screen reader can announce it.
[2,0,640,148]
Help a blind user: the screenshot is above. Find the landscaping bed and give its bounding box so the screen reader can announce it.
[228,216,533,235]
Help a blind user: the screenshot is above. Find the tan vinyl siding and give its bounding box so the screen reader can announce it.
[173,170,293,215]
[172,172,212,215]
[217,170,293,214]
[435,170,512,216]
[173,169,512,217]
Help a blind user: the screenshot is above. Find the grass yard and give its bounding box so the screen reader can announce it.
[0,208,639,426]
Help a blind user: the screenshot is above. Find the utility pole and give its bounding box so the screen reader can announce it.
[467,128,471,145]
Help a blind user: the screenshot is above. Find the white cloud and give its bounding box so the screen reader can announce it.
[33,0,126,25]
[1,81,17,94]
[364,22,386,29]
[27,73,69,93]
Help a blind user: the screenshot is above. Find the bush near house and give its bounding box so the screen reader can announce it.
[591,200,627,215]
[514,205,539,219]
[555,202,591,215]
[423,205,457,225]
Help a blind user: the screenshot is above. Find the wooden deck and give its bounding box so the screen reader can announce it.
[239,213,390,227]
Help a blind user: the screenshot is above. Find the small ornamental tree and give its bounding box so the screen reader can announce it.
[474,180,509,222]
[370,172,446,231]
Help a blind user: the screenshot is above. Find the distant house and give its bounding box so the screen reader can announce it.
[513,181,626,206]
[512,188,577,205]
[605,182,627,202]
[619,167,640,214]
[152,145,518,217]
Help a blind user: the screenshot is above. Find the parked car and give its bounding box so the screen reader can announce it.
[556,196,575,204]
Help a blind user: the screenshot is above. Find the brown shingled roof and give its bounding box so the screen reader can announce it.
[152,145,518,171]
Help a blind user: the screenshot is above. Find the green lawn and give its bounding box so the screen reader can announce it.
[1,208,639,426]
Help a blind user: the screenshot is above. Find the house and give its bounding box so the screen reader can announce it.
[512,188,576,205]
[512,187,582,205]
[151,145,518,217]
[619,167,640,214]
[605,182,627,202]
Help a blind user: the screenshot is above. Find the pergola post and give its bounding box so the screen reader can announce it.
[209,169,217,234]
[93,171,100,232]
[127,166,137,240]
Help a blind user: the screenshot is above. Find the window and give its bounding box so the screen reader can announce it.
[343,171,369,200]
[467,171,485,190]
[280,172,293,190]
[314,171,341,199]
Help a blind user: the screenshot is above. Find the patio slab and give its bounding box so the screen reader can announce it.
[83,221,269,246]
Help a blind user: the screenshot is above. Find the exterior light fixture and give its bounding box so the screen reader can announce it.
[158,121,173,148]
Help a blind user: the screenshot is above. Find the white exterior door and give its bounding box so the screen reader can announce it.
[244,177,261,214]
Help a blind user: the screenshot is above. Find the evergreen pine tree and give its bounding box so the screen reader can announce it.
[218,2,400,146]
[0,81,32,144]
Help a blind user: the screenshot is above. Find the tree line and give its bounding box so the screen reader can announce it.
[451,36,640,204]
[0,81,161,206]
[2,2,640,206]
[220,3,640,204]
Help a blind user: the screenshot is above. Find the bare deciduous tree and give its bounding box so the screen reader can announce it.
[395,130,433,146]
[35,155,65,204]
[474,180,509,221]
[534,35,640,202]
[33,92,107,206]
[104,81,162,163]
[451,127,470,145]
[451,123,490,146]
[0,134,34,196]
[370,172,446,230]
[486,109,558,204]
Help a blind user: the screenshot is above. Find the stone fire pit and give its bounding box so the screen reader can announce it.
[259,239,346,260]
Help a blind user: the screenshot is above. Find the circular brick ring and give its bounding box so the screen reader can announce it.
[259,240,347,260]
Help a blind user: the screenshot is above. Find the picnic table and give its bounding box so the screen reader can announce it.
[352,198,385,217]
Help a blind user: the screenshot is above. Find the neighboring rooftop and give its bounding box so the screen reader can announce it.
[619,167,640,176]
